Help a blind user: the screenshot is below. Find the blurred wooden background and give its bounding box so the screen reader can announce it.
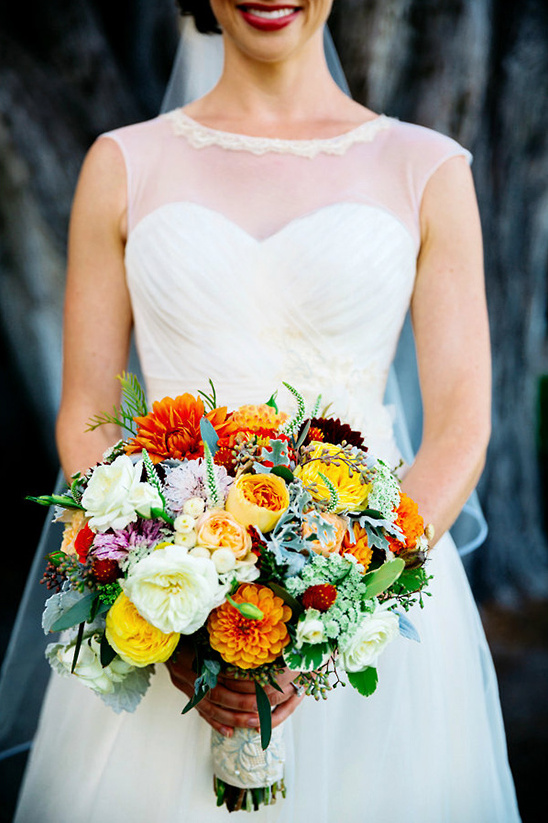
[0,1,547,820]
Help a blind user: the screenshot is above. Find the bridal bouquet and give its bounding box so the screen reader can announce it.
[31,374,432,812]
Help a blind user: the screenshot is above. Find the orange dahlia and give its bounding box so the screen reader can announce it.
[125,393,238,464]
[207,584,291,669]
[341,523,373,572]
[387,493,424,554]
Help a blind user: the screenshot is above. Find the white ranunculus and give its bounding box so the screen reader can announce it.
[123,544,227,634]
[82,455,163,532]
[174,530,197,549]
[295,609,326,648]
[55,634,132,694]
[340,603,400,672]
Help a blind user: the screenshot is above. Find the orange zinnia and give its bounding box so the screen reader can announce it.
[207,584,291,669]
[341,523,373,572]
[387,493,424,554]
[125,393,238,464]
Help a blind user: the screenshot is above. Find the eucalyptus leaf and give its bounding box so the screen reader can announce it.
[42,589,86,634]
[100,633,118,667]
[70,622,86,673]
[267,582,303,616]
[200,416,219,456]
[362,558,405,600]
[50,592,97,633]
[255,680,272,750]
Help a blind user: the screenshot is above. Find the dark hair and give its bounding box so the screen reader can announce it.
[176,1,221,34]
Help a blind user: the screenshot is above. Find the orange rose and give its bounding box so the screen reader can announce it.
[225,473,289,533]
[302,511,347,557]
[195,510,252,559]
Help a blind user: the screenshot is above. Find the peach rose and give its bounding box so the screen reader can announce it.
[225,473,290,533]
[196,509,252,559]
[302,511,347,557]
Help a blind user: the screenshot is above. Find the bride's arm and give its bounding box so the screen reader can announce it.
[401,155,491,544]
[55,137,132,480]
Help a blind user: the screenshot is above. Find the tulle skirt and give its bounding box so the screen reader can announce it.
[13,532,521,823]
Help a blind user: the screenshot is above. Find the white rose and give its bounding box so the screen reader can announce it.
[183,497,206,518]
[54,634,132,694]
[340,603,400,672]
[82,455,163,532]
[123,544,227,634]
[295,609,326,648]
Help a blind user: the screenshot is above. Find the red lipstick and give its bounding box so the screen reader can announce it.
[237,4,302,32]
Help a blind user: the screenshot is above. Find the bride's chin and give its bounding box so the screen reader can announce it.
[212,1,329,63]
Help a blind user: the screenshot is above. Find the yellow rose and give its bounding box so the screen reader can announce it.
[105,593,180,667]
[295,442,371,513]
[302,511,347,557]
[195,509,252,559]
[225,473,290,533]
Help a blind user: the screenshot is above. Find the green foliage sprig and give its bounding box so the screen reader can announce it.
[86,372,148,436]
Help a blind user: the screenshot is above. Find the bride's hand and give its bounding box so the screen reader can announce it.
[165,640,304,737]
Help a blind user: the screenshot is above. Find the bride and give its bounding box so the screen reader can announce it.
[14,1,521,821]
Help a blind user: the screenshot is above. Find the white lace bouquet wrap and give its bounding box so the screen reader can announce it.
[211,726,285,790]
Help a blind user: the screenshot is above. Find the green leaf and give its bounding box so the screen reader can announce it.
[200,416,219,456]
[270,465,294,484]
[70,622,86,673]
[100,633,117,667]
[283,642,332,673]
[255,680,272,750]
[26,494,83,510]
[265,391,279,412]
[267,582,302,617]
[50,592,97,633]
[347,666,378,696]
[362,558,405,600]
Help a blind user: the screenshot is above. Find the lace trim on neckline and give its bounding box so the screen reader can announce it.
[165,109,393,158]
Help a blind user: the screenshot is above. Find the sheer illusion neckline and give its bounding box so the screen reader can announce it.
[165,108,393,158]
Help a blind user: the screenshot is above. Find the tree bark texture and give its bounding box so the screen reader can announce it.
[0,0,547,601]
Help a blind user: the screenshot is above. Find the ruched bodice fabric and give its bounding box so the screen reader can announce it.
[13,112,521,823]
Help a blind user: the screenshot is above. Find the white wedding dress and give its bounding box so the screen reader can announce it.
[13,110,521,822]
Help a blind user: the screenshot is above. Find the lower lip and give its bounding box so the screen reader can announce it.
[238,8,301,32]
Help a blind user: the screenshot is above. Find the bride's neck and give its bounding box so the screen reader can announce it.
[188,31,357,135]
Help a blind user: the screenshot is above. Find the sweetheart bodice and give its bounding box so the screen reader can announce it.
[104,111,471,463]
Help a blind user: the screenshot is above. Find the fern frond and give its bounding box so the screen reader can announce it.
[85,372,148,436]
